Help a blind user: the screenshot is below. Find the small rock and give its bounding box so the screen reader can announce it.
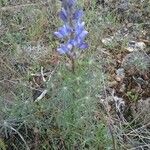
[116,68,125,78]
[102,37,114,46]
[115,68,125,82]
[108,81,118,87]
[125,41,136,52]
[135,42,146,50]
[126,47,134,52]
[115,76,122,82]
[126,41,146,52]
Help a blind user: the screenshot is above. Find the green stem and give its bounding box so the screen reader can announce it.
[66,53,75,73]
[71,56,75,73]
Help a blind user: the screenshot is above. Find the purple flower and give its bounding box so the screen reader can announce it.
[78,30,88,40]
[59,9,68,22]
[61,0,76,10]
[67,0,76,7]
[75,22,88,40]
[54,25,72,38]
[57,42,73,54]
[73,22,88,47]
[75,22,85,35]
[79,42,88,49]
[54,0,88,54]
[73,10,83,21]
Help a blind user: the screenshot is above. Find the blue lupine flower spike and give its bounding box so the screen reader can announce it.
[55,0,88,55]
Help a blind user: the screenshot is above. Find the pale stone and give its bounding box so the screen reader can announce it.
[135,42,146,50]
[102,37,114,45]
[126,41,146,52]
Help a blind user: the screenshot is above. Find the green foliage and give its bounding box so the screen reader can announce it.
[0,138,6,150]
[0,1,113,149]
[3,0,150,149]
[123,51,150,74]
[126,91,139,102]
[45,58,110,148]
[0,0,8,6]
[0,55,111,149]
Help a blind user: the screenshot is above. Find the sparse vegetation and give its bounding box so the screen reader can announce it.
[0,0,150,150]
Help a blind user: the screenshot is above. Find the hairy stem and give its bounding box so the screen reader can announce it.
[66,53,75,73]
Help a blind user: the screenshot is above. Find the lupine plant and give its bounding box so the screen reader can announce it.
[54,0,88,72]
[0,1,112,149]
